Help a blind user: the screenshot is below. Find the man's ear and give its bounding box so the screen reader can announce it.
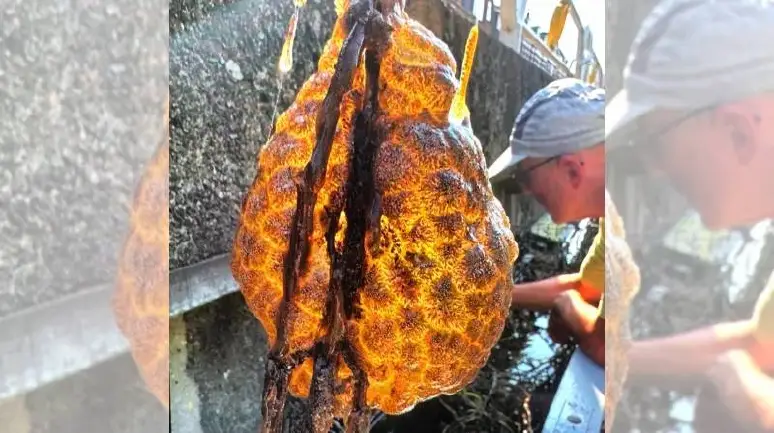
[714,102,760,166]
[557,154,583,188]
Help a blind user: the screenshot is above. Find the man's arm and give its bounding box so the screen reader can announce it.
[510,273,598,310]
[511,222,605,311]
[626,320,758,382]
[706,349,774,431]
[630,279,774,382]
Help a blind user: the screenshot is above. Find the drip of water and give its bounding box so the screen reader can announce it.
[278,9,299,74]
[270,4,303,134]
[449,24,479,124]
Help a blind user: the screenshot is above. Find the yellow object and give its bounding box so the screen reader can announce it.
[449,24,479,124]
[546,0,571,51]
[753,273,774,343]
[587,65,598,85]
[499,0,517,32]
[579,218,605,318]
[335,0,348,16]
[278,10,299,74]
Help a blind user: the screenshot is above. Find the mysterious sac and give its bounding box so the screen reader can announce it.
[231,1,519,432]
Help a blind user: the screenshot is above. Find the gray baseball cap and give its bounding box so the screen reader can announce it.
[606,0,774,141]
[488,78,605,183]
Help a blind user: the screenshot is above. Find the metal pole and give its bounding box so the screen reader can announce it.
[569,1,584,77]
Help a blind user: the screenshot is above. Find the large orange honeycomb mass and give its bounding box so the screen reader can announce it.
[113,102,170,410]
[232,1,517,430]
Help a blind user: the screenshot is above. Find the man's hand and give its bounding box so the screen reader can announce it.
[705,349,774,430]
[547,306,573,345]
[548,290,605,366]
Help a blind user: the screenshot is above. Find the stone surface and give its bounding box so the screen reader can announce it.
[171,0,237,35]
[169,0,337,270]
[172,292,323,433]
[182,294,267,432]
[0,0,168,317]
[169,0,553,270]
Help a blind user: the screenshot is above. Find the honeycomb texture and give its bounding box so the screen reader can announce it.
[603,190,641,432]
[112,109,170,410]
[231,7,518,416]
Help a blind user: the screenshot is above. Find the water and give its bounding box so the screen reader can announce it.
[511,218,593,379]
[517,315,553,369]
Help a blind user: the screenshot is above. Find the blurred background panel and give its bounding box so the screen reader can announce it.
[0,0,169,430]
[606,1,774,431]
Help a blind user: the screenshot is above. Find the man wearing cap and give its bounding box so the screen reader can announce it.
[606,0,774,430]
[489,77,608,367]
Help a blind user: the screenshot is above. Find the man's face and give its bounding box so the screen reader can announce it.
[634,99,774,229]
[512,154,599,224]
[513,157,565,221]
